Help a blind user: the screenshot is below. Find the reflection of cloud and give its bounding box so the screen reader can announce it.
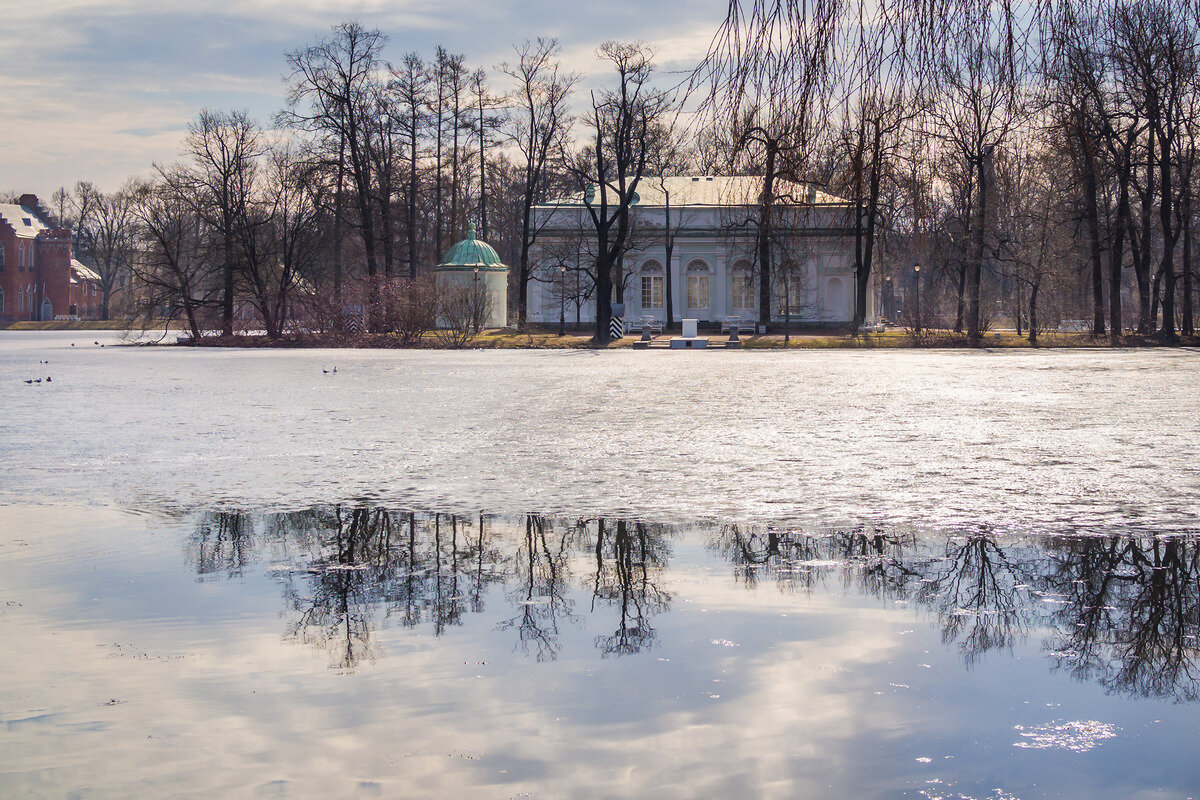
[7,505,1200,798]
[1,554,910,799]
[1,0,726,195]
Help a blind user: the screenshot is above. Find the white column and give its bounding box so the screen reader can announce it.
[712,249,726,322]
[671,249,684,324]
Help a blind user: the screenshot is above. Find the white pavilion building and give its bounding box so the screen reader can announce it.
[527,176,875,328]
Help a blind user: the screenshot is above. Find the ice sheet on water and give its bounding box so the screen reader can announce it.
[8,337,1200,534]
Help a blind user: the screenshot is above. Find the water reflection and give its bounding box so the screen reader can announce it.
[1043,535,1200,701]
[188,509,1200,700]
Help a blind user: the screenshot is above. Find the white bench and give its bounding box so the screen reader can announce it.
[631,315,665,334]
[859,318,886,333]
[721,316,752,334]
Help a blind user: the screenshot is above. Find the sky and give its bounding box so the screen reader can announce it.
[0,0,726,200]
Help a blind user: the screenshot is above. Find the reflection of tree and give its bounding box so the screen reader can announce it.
[710,525,917,599]
[498,516,578,662]
[916,534,1034,666]
[285,507,384,670]
[591,519,671,657]
[191,512,252,578]
[192,508,504,671]
[184,509,1200,699]
[1043,536,1200,701]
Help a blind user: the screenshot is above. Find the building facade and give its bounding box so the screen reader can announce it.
[528,176,876,328]
[0,195,98,322]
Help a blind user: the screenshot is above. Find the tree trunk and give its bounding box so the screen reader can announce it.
[222,225,235,336]
[478,81,489,240]
[1151,264,1164,330]
[1180,146,1194,338]
[333,133,346,306]
[757,143,778,327]
[1158,125,1178,343]
[854,124,883,331]
[594,254,613,346]
[1109,141,1132,345]
[407,128,419,280]
[1083,139,1106,336]
[955,264,966,333]
[1136,131,1155,333]
[966,150,987,342]
[516,147,536,328]
[1028,282,1039,346]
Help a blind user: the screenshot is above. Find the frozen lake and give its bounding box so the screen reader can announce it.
[1,331,1199,798]
[4,331,1200,531]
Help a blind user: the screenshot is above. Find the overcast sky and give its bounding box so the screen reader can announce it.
[1,0,726,200]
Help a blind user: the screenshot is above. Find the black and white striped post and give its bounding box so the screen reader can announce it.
[609,303,625,342]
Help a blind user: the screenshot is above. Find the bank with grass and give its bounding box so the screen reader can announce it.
[171,327,1199,350]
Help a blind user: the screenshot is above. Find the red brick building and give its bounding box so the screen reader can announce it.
[0,194,98,322]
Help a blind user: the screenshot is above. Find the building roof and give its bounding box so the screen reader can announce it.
[71,259,101,282]
[437,224,508,272]
[542,176,849,209]
[0,204,49,239]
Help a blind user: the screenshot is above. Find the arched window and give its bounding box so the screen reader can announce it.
[17,286,24,311]
[827,277,847,319]
[0,241,5,272]
[639,260,664,309]
[730,259,754,310]
[685,259,710,310]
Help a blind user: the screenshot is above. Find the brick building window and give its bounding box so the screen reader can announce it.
[0,288,4,311]
[0,241,5,271]
[18,243,25,271]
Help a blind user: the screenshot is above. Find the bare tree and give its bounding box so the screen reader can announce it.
[238,145,328,338]
[72,181,139,320]
[178,109,265,336]
[569,41,672,344]
[389,53,429,279]
[129,175,218,339]
[500,38,579,329]
[284,23,388,320]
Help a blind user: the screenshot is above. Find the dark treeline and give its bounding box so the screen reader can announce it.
[53,0,1200,344]
[190,509,1200,702]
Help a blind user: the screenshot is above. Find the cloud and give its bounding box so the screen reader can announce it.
[0,0,726,197]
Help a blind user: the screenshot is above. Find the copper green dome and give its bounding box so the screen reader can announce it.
[437,224,508,272]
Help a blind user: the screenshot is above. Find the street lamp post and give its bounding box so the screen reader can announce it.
[559,265,566,336]
[913,264,921,335]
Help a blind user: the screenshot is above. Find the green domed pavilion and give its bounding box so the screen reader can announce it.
[435,224,509,329]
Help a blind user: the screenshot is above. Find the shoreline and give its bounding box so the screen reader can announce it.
[6,322,1197,348]
[172,329,1200,350]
